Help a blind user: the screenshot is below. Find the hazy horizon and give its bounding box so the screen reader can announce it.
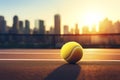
[1,0,120,31]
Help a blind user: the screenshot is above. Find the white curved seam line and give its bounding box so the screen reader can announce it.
[65,46,77,60]
[66,46,80,61]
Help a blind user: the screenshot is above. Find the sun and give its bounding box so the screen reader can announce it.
[83,12,103,31]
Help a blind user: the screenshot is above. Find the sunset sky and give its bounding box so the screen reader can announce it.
[0,0,120,31]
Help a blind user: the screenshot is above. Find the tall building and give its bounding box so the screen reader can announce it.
[0,16,4,21]
[113,21,120,33]
[64,25,69,34]
[82,26,89,34]
[38,20,45,34]
[19,21,24,34]
[33,27,39,34]
[24,20,30,34]
[75,24,79,34]
[49,26,54,34]
[0,16,6,33]
[70,28,74,34]
[54,14,61,34]
[99,18,113,33]
[12,15,19,34]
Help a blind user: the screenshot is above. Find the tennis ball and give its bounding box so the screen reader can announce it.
[61,41,83,64]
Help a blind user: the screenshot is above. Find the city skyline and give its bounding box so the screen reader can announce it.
[1,0,120,31]
[0,15,120,34]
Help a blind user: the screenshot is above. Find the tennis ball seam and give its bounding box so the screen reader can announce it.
[63,45,79,59]
[66,46,81,61]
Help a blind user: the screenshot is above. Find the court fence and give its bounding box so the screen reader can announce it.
[0,33,120,48]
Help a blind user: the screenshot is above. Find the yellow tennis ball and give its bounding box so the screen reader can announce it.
[61,41,83,64]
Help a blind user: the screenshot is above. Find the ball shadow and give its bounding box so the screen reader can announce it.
[44,64,81,80]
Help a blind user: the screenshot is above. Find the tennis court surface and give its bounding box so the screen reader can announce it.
[0,49,120,80]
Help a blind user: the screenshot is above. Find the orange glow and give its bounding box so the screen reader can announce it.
[82,11,104,32]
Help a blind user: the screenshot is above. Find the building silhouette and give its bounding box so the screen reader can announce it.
[33,27,39,34]
[49,26,54,34]
[54,14,61,34]
[38,20,45,34]
[64,25,69,34]
[11,15,19,34]
[24,20,30,34]
[19,21,24,34]
[75,24,79,34]
[0,16,6,33]
[82,26,89,34]
[99,18,113,33]
[114,21,120,33]
[70,28,74,34]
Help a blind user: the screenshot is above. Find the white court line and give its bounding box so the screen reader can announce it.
[0,53,120,56]
[0,59,63,61]
[0,52,120,55]
[0,53,60,54]
[85,53,120,55]
[0,59,120,62]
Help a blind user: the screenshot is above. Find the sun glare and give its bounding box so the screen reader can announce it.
[83,12,103,31]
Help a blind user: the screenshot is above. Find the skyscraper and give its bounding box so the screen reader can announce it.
[64,25,69,34]
[33,27,39,34]
[12,15,19,34]
[54,14,61,34]
[99,18,113,33]
[19,21,24,34]
[114,21,120,33]
[70,28,74,34]
[38,20,45,34]
[0,16,6,33]
[24,20,30,34]
[49,26,54,34]
[82,26,89,34]
[75,24,79,34]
